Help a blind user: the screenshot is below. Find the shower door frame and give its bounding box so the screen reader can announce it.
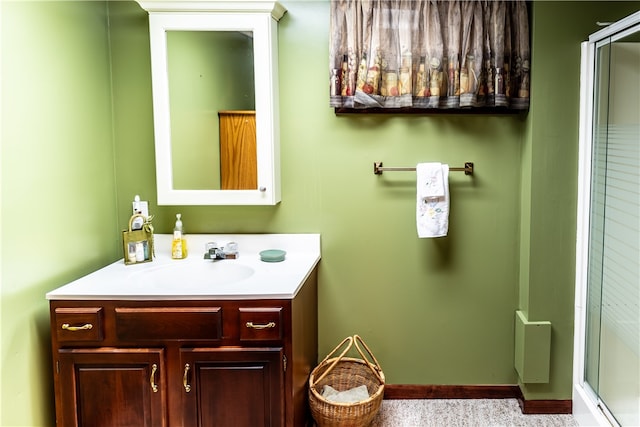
[573,10,640,427]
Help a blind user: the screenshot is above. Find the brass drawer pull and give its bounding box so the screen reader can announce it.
[61,323,93,331]
[150,364,158,393]
[183,364,191,393]
[245,321,276,330]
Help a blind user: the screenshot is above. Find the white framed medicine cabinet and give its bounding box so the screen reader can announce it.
[136,1,286,205]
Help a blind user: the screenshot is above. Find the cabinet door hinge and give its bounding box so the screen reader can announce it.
[283,354,287,372]
[56,360,59,374]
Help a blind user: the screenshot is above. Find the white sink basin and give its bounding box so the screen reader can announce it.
[128,260,255,288]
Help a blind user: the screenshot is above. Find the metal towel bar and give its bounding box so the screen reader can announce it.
[373,162,474,175]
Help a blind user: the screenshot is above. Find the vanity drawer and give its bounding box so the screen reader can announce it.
[239,307,283,342]
[115,307,222,342]
[54,307,104,343]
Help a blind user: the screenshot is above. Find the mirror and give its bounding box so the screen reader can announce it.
[168,30,255,191]
[138,1,286,205]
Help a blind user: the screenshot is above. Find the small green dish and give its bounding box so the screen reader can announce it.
[259,249,286,262]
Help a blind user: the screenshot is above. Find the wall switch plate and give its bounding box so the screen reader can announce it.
[133,200,149,217]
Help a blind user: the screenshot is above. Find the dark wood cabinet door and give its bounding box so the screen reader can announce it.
[180,347,284,427]
[57,348,166,427]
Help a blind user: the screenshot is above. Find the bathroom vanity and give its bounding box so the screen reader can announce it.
[47,234,320,427]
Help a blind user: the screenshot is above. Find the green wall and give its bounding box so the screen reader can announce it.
[1,1,120,425]
[112,0,524,387]
[519,1,639,400]
[1,0,638,425]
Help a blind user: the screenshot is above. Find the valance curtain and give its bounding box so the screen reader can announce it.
[329,0,530,110]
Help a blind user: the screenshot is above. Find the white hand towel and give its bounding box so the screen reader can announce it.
[416,163,449,238]
[417,163,445,198]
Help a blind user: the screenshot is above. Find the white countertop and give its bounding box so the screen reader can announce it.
[46,234,321,301]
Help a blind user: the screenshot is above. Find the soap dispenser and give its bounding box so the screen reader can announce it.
[171,213,188,259]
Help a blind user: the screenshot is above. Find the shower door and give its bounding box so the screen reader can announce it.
[577,11,640,427]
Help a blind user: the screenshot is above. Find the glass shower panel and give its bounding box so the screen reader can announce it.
[586,27,640,427]
[584,39,609,400]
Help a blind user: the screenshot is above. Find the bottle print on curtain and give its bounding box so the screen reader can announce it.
[329,0,530,110]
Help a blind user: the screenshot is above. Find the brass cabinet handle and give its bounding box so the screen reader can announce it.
[245,321,276,330]
[150,364,158,393]
[61,323,93,331]
[183,364,191,393]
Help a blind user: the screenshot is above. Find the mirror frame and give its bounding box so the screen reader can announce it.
[137,1,285,205]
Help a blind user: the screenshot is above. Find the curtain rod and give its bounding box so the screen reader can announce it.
[373,162,474,176]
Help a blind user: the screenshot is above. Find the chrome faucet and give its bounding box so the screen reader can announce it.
[204,242,238,260]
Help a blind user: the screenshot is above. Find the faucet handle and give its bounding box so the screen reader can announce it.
[225,242,238,254]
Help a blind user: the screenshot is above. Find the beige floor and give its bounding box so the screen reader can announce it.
[370,399,578,426]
